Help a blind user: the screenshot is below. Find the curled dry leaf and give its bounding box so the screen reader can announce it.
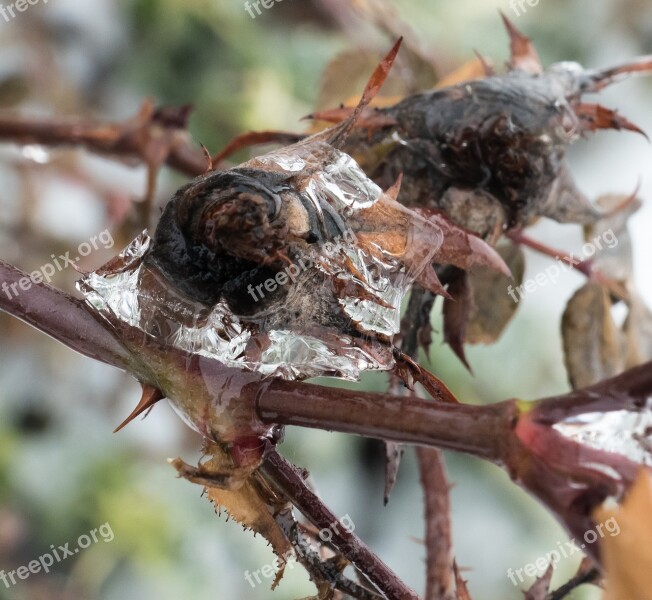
[562,282,625,389]
[563,192,652,388]
[583,193,641,283]
[173,442,294,588]
[466,241,525,345]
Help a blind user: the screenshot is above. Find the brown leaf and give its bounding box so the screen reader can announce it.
[562,282,625,389]
[593,469,652,600]
[466,242,525,345]
[435,56,494,88]
[315,49,407,112]
[195,443,294,584]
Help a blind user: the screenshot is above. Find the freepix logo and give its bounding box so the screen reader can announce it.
[0,0,48,24]
[0,523,114,589]
[244,0,287,19]
[509,0,542,17]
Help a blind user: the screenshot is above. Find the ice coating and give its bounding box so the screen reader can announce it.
[248,143,444,337]
[553,406,652,466]
[79,144,443,381]
[78,232,393,380]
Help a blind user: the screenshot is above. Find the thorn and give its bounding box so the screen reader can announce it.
[575,103,649,140]
[606,179,642,216]
[583,55,652,93]
[473,49,496,76]
[114,383,164,433]
[499,10,543,74]
[328,37,403,147]
[69,260,86,274]
[384,172,404,202]
[199,143,213,173]
[417,265,452,299]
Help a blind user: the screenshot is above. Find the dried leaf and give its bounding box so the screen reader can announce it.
[435,56,493,88]
[466,242,525,344]
[192,443,294,583]
[593,469,652,600]
[315,49,406,112]
[562,282,625,389]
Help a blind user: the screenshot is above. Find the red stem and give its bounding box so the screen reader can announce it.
[260,448,419,599]
[0,112,207,177]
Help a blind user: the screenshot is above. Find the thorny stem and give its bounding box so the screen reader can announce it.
[416,447,454,600]
[256,380,515,461]
[400,287,455,600]
[260,447,419,600]
[5,258,652,597]
[0,258,517,462]
[0,260,132,369]
[270,506,383,600]
[0,110,208,178]
[546,567,599,600]
[0,258,498,600]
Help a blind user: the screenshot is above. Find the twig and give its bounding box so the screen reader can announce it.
[255,381,515,460]
[270,489,384,600]
[416,448,454,600]
[506,229,628,300]
[546,567,599,600]
[399,286,456,600]
[0,258,517,461]
[0,105,208,178]
[260,447,419,599]
[0,260,132,369]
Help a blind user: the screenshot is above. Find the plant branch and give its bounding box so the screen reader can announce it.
[417,447,453,600]
[0,260,132,369]
[0,258,517,461]
[506,229,628,300]
[546,567,599,600]
[260,446,419,599]
[255,382,515,460]
[400,286,455,600]
[0,105,208,178]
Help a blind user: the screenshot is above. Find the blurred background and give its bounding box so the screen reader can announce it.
[1,0,651,598]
